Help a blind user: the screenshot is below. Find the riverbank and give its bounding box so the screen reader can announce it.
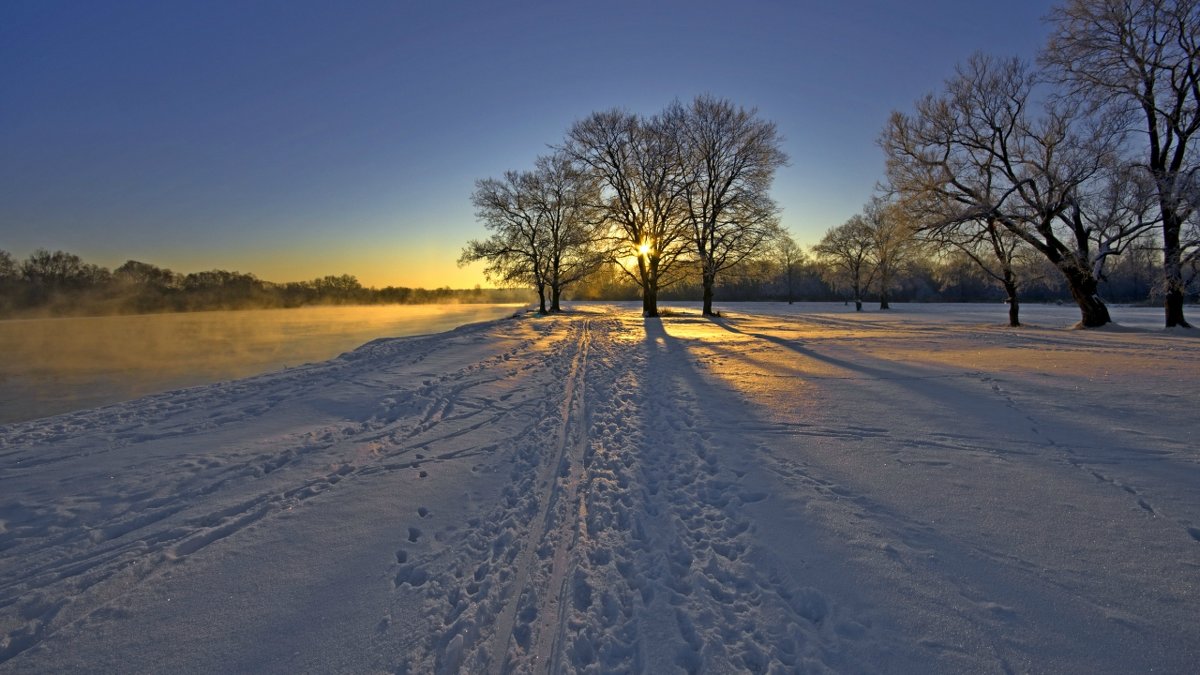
[0,303,524,424]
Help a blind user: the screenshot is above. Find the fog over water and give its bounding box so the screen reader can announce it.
[0,304,524,424]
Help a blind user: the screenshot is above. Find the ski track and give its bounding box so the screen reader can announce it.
[390,314,878,674]
[0,318,545,665]
[2,304,1198,673]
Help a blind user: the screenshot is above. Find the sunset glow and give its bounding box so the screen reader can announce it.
[1,2,1054,288]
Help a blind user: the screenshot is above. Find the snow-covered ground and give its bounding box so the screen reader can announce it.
[1,303,1197,673]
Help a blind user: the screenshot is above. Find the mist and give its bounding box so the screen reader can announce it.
[0,249,535,319]
[0,304,523,424]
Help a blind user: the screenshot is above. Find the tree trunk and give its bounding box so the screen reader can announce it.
[536,284,547,315]
[1061,264,1110,327]
[1166,287,1188,328]
[1003,276,1020,328]
[551,261,562,314]
[642,258,659,317]
[1162,212,1191,328]
[854,299,863,312]
[701,271,716,316]
[879,292,890,310]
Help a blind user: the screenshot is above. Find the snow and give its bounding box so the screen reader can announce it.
[1,302,1198,673]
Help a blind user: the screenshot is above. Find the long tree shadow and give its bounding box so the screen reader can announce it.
[641,313,1200,672]
[639,314,1189,671]
[709,315,906,381]
[705,312,1200,527]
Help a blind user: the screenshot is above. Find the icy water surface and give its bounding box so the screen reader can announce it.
[0,304,524,424]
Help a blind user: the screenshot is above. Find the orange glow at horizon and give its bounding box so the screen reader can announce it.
[106,241,493,290]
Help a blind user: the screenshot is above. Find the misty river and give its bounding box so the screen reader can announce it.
[0,304,525,425]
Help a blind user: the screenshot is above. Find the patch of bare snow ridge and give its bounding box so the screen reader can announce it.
[1,302,1197,674]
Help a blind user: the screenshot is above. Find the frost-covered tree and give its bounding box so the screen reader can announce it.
[523,152,606,312]
[922,211,1033,326]
[771,230,806,304]
[814,215,876,310]
[1042,0,1200,327]
[862,198,920,310]
[881,54,1142,327]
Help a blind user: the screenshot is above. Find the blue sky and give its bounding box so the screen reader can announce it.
[1,0,1055,287]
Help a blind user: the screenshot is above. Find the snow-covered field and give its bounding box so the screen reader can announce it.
[1,302,1197,673]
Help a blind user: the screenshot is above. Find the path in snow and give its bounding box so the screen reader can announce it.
[1,304,1197,673]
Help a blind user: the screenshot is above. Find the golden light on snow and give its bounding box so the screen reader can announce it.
[3,303,1199,672]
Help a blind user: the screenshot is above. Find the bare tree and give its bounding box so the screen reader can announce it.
[1042,0,1200,327]
[1081,161,1163,278]
[770,230,806,304]
[671,95,788,316]
[20,249,111,295]
[564,109,693,317]
[924,212,1033,325]
[461,170,551,314]
[523,152,606,311]
[0,250,16,282]
[862,198,920,310]
[814,215,877,310]
[881,54,1139,327]
[461,152,605,314]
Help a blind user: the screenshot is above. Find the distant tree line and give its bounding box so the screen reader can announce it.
[564,228,1164,309]
[0,249,531,318]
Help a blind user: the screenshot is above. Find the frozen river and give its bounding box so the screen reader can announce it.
[0,303,524,424]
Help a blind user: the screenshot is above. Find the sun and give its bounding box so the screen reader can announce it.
[637,243,651,257]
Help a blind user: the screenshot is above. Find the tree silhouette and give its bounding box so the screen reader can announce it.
[671,95,788,316]
[461,152,603,314]
[564,109,692,317]
[814,215,877,311]
[461,170,552,313]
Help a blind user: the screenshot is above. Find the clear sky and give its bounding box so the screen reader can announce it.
[1,0,1056,288]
